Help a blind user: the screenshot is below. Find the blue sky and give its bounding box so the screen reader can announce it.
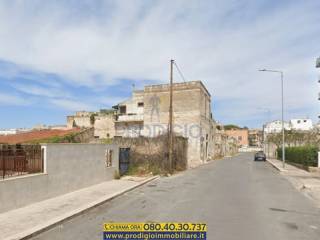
[0,0,319,129]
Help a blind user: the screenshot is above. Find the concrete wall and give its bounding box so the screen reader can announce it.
[0,143,119,214]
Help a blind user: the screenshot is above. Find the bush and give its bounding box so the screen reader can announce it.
[277,146,318,167]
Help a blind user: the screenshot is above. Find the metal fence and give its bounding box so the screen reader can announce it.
[0,144,43,179]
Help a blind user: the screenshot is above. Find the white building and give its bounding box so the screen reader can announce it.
[0,129,17,135]
[113,90,144,137]
[290,119,313,131]
[263,118,314,138]
[263,120,291,135]
[0,128,30,136]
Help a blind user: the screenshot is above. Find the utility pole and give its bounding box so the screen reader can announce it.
[168,59,174,173]
[280,71,285,168]
[259,69,285,168]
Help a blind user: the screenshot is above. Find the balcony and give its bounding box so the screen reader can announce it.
[116,114,143,122]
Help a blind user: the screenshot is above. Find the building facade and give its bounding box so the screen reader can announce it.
[66,81,238,168]
[113,90,144,137]
[67,110,115,139]
[317,57,320,120]
[290,119,313,131]
[248,129,263,147]
[263,120,291,135]
[225,128,249,147]
[113,81,215,167]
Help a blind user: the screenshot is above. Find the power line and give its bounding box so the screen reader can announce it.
[173,61,186,82]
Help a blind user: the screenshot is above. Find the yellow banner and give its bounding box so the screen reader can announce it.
[103,222,207,232]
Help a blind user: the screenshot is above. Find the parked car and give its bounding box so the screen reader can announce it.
[254,151,266,161]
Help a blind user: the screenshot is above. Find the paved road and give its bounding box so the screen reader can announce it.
[32,153,320,240]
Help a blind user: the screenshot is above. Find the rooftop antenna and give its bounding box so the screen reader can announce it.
[132,83,135,95]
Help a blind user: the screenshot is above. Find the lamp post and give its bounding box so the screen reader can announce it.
[259,69,285,168]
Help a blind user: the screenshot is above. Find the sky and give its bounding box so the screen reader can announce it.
[0,0,319,129]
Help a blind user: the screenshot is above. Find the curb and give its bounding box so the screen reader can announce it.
[266,159,288,172]
[7,176,159,240]
[302,183,320,190]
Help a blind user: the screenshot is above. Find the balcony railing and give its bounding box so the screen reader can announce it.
[116,114,143,122]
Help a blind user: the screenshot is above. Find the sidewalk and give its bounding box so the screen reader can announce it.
[0,176,158,240]
[267,158,320,207]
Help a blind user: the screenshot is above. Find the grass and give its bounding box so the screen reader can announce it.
[25,132,80,144]
[100,138,113,144]
[125,161,167,177]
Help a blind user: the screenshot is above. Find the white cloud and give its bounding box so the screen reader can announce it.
[0,92,31,106]
[49,98,94,111]
[13,83,70,98]
[0,0,319,126]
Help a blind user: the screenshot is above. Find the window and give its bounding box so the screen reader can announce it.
[238,136,242,141]
[105,149,113,167]
[138,102,144,107]
[119,106,126,114]
[297,120,301,123]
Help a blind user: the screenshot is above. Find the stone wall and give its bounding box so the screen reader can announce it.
[67,111,115,139]
[67,115,91,129]
[113,135,188,172]
[74,128,95,143]
[94,115,115,138]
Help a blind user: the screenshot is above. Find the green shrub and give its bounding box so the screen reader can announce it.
[277,146,318,167]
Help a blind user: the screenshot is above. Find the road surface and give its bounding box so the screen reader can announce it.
[32,153,320,240]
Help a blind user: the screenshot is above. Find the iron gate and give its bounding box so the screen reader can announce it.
[119,148,130,176]
[0,144,43,179]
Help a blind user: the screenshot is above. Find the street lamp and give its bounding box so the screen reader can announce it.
[259,69,285,168]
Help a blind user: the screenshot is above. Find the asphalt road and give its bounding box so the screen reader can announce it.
[32,153,320,240]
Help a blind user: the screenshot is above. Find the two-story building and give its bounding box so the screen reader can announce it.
[112,81,215,167]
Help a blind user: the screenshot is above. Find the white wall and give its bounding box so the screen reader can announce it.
[264,120,291,134]
[290,119,313,131]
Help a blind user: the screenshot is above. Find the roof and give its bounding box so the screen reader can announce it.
[144,80,211,97]
[0,129,81,144]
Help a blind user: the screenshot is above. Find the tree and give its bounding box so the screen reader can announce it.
[224,124,241,130]
[90,113,97,126]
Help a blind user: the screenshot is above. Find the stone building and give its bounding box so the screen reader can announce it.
[112,81,215,167]
[67,111,92,129]
[248,129,263,147]
[213,122,237,157]
[67,81,238,167]
[67,110,115,139]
